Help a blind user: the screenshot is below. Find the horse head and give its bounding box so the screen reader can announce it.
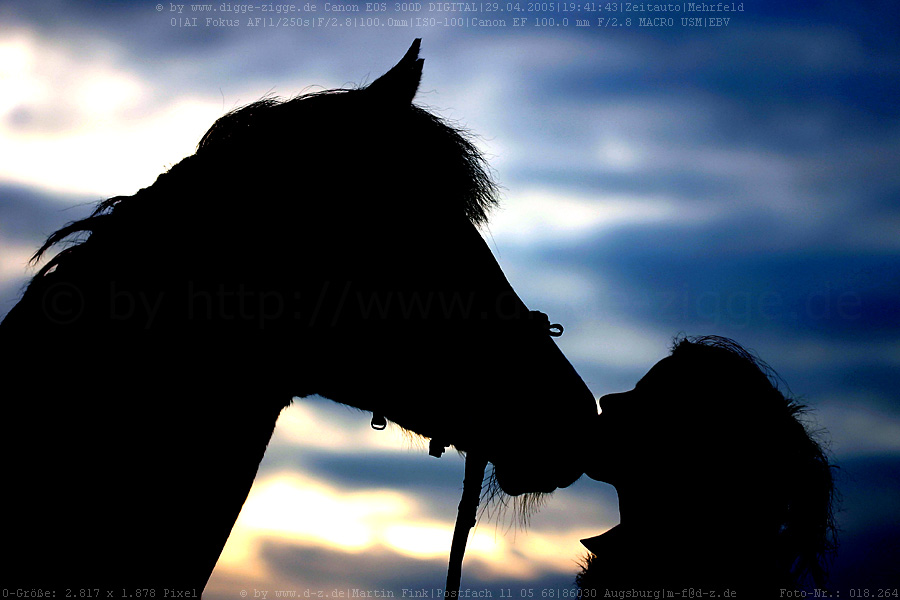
[266,39,598,497]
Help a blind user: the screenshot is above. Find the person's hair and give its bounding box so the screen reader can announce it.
[668,335,838,590]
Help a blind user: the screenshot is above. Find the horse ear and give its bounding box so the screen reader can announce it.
[366,38,424,103]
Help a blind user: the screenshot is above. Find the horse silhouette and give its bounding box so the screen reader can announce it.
[2,40,597,593]
[576,336,836,596]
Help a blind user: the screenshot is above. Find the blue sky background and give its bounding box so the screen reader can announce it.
[1,0,898,596]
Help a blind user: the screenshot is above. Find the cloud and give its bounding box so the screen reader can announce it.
[209,538,591,599]
[211,467,613,595]
[829,454,900,589]
[0,183,99,317]
[817,401,900,459]
[0,29,223,196]
[529,218,900,340]
[210,393,620,596]
[271,396,426,455]
[488,189,692,246]
[0,184,95,242]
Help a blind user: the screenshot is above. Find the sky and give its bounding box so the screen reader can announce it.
[2,0,899,597]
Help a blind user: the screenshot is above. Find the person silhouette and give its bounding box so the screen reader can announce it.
[577,335,836,597]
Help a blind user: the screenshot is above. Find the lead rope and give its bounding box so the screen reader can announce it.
[530,310,564,337]
[445,453,488,599]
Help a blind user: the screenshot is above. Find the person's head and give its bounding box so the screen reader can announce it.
[586,335,837,588]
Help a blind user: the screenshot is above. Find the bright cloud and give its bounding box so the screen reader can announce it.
[0,239,36,283]
[214,469,605,586]
[274,397,429,454]
[0,29,222,197]
[816,401,900,459]
[236,472,413,550]
[488,189,689,245]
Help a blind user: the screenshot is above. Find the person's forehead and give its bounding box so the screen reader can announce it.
[635,356,680,388]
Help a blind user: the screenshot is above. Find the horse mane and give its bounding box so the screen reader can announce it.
[30,85,499,278]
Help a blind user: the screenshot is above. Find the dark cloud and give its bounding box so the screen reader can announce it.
[824,365,900,415]
[259,540,450,592]
[249,539,585,599]
[830,455,900,589]
[530,218,900,341]
[265,448,463,492]
[0,185,97,319]
[260,446,619,530]
[830,521,900,590]
[260,446,469,519]
[0,184,96,245]
[0,278,28,321]
[835,455,900,530]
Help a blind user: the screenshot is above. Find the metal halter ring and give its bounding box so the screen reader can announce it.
[530,310,564,337]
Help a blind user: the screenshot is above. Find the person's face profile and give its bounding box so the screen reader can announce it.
[597,357,679,418]
[588,356,692,484]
